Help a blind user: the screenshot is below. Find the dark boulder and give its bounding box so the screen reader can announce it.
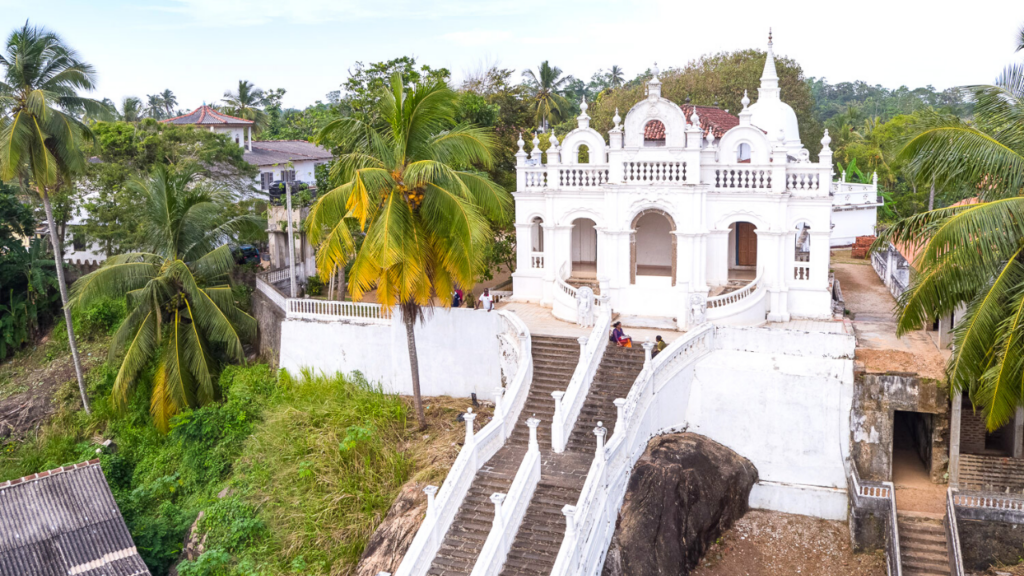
[602,433,758,576]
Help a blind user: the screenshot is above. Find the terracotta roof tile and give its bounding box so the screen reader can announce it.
[680,104,740,138]
[643,120,665,140]
[162,105,253,126]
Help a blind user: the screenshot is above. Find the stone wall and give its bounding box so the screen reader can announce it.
[848,504,886,552]
[851,373,950,483]
[957,516,1024,571]
[961,405,987,454]
[251,290,285,368]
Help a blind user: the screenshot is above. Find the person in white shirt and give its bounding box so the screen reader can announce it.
[477,288,493,312]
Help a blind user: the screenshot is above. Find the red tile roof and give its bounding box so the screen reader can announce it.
[681,104,740,138]
[162,105,253,126]
[643,120,665,140]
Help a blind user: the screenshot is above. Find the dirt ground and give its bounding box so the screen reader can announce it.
[831,250,947,380]
[690,510,886,576]
[0,337,107,442]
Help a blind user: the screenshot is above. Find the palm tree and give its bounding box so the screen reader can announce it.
[145,93,165,120]
[522,61,570,129]
[308,74,510,429]
[0,22,109,413]
[160,88,177,118]
[121,96,142,123]
[69,165,259,431]
[222,80,268,134]
[608,65,625,88]
[876,34,1024,431]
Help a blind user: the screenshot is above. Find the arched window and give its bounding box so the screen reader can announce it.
[794,222,811,281]
[531,217,544,252]
[577,144,590,164]
[643,120,666,147]
[737,143,751,163]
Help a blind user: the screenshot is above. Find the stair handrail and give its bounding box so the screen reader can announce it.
[549,324,717,576]
[470,420,543,576]
[551,306,613,453]
[707,267,763,310]
[393,311,533,576]
[884,480,902,576]
[944,488,965,576]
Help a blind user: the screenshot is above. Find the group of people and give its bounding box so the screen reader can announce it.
[451,287,495,312]
[609,322,667,356]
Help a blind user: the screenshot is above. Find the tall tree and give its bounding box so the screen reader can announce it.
[145,93,164,120]
[222,80,268,134]
[69,165,259,431]
[160,88,177,118]
[121,96,142,122]
[877,30,1024,430]
[0,21,109,413]
[522,61,570,128]
[608,65,625,88]
[309,74,510,428]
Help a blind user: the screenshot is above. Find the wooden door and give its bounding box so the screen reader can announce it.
[736,222,757,267]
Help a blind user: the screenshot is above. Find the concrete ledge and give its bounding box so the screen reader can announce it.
[748,481,848,521]
[717,324,855,359]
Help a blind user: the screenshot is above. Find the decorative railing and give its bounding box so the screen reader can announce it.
[531,252,545,269]
[262,267,292,285]
[523,168,547,188]
[845,458,901,576]
[549,325,716,576]
[287,299,389,323]
[558,167,609,188]
[490,290,513,305]
[623,161,686,183]
[552,262,602,324]
[793,262,811,282]
[871,250,887,281]
[551,307,613,453]
[945,489,965,576]
[786,171,823,191]
[713,166,771,190]
[707,269,763,310]
[393,312,533,576]
[469,420,542,576]
[953,491,1024,511]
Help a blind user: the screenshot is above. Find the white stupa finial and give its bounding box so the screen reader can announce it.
[516,132,525,152]
[705,126,715,147]
[762,29,778,83]
[690,108,700,126]
[548,129,559,148]
[820,129,831,150]
[741,90,750,110]
[579,97,589,117]
[652,62,660,78]
[612,108,621,128]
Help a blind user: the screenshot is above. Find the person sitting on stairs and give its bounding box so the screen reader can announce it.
[610,321,632,348]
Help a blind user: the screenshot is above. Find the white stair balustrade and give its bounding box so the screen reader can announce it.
[549,325,716,576]
[707,269,763,310]
[392,312,533,576]
[551,307,614,453]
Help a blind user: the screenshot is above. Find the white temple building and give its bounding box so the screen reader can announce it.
[511,36,880,330]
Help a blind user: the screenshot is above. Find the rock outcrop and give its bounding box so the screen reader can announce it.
[355,479,428,576]
[602,433,758,576]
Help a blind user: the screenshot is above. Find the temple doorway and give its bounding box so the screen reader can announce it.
[631,210,675,283]
[571,218,597,277]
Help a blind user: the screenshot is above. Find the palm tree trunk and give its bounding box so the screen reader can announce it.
[40,186,90,414]
[402,308,427,430]
[338,265,347,301]
[929,177,936,211]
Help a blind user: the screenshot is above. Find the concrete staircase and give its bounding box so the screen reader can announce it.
[427,336,579,576]
[497,343,646,576]
[959,453,1024,493]
[567,345,646,452]
[897,511,950,576]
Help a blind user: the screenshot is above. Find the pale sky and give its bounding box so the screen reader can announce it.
[6,0,1024,110]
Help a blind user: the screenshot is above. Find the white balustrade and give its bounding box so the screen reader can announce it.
[945,489,965,576]
[549,325,716,576]
[713,166,771,190]
[786,171,823,191]
[623,161,687,183]
[707,269,763,310]
[530,252,545,269]
[953,492,1024,511]
[793,263,811,282]
[559,167,609,188]
[392,312,533,576]
[522,168,548,188]
[551,307,613,453]
[255,276,288,311]
[286,299,390,323]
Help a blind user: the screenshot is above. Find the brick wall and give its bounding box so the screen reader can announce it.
[961,406,987,454]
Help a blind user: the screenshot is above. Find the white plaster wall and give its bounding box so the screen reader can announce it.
[279,308,503,400]
[256,160,319,186]
[686,348,851,490]
[213,126,246,147]
[831,207,877,246]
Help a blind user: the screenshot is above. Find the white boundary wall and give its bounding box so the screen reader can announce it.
[279,307,503,400]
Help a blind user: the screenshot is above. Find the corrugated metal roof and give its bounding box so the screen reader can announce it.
[0,460,151,576]
[243,140,333,166]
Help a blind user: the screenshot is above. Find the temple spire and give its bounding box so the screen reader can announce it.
[757,28,780,100]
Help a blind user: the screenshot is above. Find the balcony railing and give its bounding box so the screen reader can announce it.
[713,166,771,190]
[623,161,687,183]
[530,252,544,269]
[558,167,609,188]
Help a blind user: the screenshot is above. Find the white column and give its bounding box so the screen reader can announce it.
[593,421,607,464]
[706,230,730,287]
[527,417,540,453]
[514,223,533,276]
[642,340,654,369]
[1014,407,1024,459]
[247,126,252,151]
[950,391,962,487]
[562,505,577,540]
[464,408,476,448]
[551,391,565,453]
[758,230,789,322]
[490,492,506,527]
[423,485,439,518]
[613,398,626,433]
[493,386,504,422]
[808,231,831,287]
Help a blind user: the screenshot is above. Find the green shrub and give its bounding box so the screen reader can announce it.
[78,297,127,338]
[305,276,324,296]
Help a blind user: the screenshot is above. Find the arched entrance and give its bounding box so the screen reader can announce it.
[630,210,676,285]
[571,218,597,277]
[728,221,757,281]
